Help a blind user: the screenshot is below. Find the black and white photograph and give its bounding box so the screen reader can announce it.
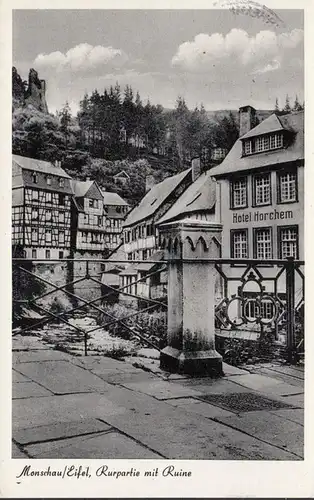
[3,0,309,488]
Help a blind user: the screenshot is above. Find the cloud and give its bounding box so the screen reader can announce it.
[172,28,303,74]
[34,43,127,72]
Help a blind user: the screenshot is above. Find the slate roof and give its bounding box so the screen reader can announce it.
[241,113,284,139]
[210,111,304,178]
[70,180,94,198]
[157,170,216,224]
[101,191,129,206]
[124,168,192,227]
[119,250,165,275]
[12,154,71,178]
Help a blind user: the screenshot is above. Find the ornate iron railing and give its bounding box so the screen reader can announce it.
[214,258,304,363]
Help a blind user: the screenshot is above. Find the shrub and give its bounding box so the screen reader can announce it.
[218,330,278,367]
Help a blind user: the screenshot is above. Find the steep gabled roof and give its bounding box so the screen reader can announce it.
[124,168,192,227]
[210,111,304,178]
[157,170,216,224]
[12,154,71,178]
[240,113,284,139]
[70,180,94,197]
[101,190,129,206]
[113,170,130,179]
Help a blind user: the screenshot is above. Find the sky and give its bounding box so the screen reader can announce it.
[12,9,304,115]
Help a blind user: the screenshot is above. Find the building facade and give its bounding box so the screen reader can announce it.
[210,107,304,319]
[102,191,129,251]
[12,155,72,259]
[210,107,304,263]
[71,180,106,255]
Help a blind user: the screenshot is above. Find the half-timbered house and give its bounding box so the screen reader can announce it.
[12,155,72,259]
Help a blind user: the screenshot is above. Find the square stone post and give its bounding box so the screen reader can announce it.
[159,218,223,377]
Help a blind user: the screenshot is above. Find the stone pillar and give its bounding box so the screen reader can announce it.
[159,218,223,377]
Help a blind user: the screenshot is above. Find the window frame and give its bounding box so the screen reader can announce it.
[230,228,249,259]
[277,224,299,260]
[230,176,248,209]
[277,169,298,204]
[252,172,272,207]
[253,226,273,260]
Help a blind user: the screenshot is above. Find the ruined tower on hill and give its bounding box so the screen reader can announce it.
[12,67,48,114]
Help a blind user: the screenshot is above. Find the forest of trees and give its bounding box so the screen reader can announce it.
[12,67,304,205]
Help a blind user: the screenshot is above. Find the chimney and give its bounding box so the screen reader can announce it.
[54,160,61,168]
[86,176,90,181]
[145,175,155,193]
[191,157,201,182]
[239,105,257,137]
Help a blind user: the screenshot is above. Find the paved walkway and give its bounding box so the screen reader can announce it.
[12,335,304,460]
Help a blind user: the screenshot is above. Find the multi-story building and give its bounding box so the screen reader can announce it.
[70,179,106,255]
[12,154,72,259]
[210,106,304,262]
[102,191,129,252]
[122,166,195,261]
[210,106,304,317]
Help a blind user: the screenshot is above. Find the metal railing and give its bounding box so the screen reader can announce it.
[12,258,167,356]
[12,256,304,363]
[214,257,304,363]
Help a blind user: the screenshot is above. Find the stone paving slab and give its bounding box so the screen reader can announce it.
[269,409,304,425]
[102,401,297,460]
[164,397,236,418]
[12,382,53,399]
[13,393,126,430]
[249,367,304,388]
[12,441,29,458]
[222,363,249,376]
[12,370,32,383]
[266,364,304,379]
[95,371,157,385]
[172,378,252,395]
[230,374,303,396]
[14,418,112,445]
[24,432,111,457]
[13,350,72,364]
[14,360,112,394]
[30,431,162,459]
[214,410,303,458]
[122,380,203,400]
[281,394,304,408]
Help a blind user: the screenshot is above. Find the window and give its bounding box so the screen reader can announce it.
[254,227,272,260]
[243,133,284,156]
[32,173,38,184]
[45,210,52,222]
[231,177,247,208]
[98,216,102,226]
[31,209,38,221]
[59,178,64,187]
[32,249,37,259]
[45,249,51,259]
[47,176,51,186]
[244,297,274,320]
[59,251,64,259]
[46,192,52,203]
[59,212,65,223]
[128,253,132,260]
[94,200,98,209]
[82,232,87,243]
[31,229,38,243]
[59,231,65,244]
[278,171,297,203]
[253,173,271,206]
[59,194,65,205]
[46,230,52,243]
[278,226,299,259]
[231,230,248,259]
[32,190,38,201]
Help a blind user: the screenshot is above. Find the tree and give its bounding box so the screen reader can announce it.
[284,95,291,113]
[275,97,279,113]
[59,101,72,150]
[293,95,303,112]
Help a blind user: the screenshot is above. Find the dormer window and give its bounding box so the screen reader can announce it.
[243,132,284,156]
